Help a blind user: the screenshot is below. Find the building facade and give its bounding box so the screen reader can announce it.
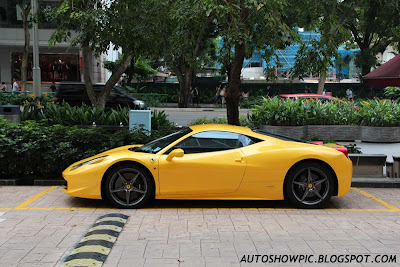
[0,0,106,91]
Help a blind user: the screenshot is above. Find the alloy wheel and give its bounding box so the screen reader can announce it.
[108,168,148,207]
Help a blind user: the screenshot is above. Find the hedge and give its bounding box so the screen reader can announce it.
[249,97,400,127]
[0,119,174,180]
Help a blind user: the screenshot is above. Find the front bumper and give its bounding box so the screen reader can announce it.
[62,166,106,200]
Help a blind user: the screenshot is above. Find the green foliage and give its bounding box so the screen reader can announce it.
[293,0,350,82]
[250,97,400,127]
[20,102,175,130]
[189,115,251,128]
[104,57,157,83]
[240,97,264,109]
[339,0,400,75]
[355,99,400,127]
[344,143,362,154]
[384,87,400,101]
[0,93,53,106]
[0,119,174,179]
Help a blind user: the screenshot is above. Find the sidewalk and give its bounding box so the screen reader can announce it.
[152,103,251,112]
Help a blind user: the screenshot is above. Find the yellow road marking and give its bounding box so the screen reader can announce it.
[70,245,111,255]
[89,225,122,232]
[14,186,58,210]
[64,258,103,267]
[96,217,127,224]
[1,187,399,212]
[1,206,400,211]
[81,234,117,243]
[352,188,400,211]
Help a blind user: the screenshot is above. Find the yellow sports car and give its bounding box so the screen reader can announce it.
[62,124,352,209]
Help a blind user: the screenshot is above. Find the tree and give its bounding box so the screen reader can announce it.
[339,0,400,76]
[159,0,218,108]
[104,57,157,83]
[12,0,31,91]
[215,0,295,125]
[49,0,159,107]
[293,0,350,94]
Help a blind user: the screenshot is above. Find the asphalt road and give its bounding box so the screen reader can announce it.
[152,108,251,126]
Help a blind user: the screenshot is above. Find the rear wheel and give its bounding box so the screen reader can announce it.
[285,162,334,209]
[104,164,153,209]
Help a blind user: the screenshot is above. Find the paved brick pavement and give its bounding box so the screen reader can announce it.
[0,186,399,266]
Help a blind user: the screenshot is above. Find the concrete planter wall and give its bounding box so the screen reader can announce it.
[360,126,400,143]
[261,124,400,142]
[260,125,306,139]
[307,125,360,141]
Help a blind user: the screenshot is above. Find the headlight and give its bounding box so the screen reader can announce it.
[134,100,145,107]
[70,155,108,171]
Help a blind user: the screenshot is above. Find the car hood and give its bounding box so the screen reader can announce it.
[97,144,143,156]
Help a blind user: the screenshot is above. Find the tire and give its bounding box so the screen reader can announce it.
[104,164,154,209]
[285,162,334,209]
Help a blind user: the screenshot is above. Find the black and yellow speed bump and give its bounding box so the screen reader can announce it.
[63,214,129,267]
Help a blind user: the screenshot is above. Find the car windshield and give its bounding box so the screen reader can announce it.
[131,128,193,154]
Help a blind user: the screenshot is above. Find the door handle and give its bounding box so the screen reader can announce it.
[235,157,244,163]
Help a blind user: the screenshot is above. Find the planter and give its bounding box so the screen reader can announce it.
[307,125,359,141]
[349,154,387,177]
[260,125,306,139]
[360,126,400,143]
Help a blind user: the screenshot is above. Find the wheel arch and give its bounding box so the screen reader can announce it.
[283,159,338,198]
[101,160,156,200]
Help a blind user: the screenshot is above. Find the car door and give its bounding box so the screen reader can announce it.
[158,131,248,195]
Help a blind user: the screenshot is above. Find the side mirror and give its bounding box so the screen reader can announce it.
[166,149,184,161]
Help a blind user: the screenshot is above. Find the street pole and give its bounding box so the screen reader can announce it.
[31,0,41,95]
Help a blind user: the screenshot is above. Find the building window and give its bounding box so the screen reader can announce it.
[11,53,80,82]
[0,0,57,28]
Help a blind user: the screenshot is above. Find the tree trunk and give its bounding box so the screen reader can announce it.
[82,47,96,106]
[359,48,372,76]
[226,8,248,126]
[20,4,31,92]
[98,54,132,107]
[317,72,326,94]
[127,56,135,84]
[175,60,194,108]
[83,47,132,108]
[227,40,246,126]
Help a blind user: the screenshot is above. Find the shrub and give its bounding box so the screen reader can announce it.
[189,115,254,128]
[21,102,175,130]
[0,119,174,180]
[384,87,400,101]
[0,92,53,106]
[249,97,400,127]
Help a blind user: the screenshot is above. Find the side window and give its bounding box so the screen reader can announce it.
[168,131,260,154]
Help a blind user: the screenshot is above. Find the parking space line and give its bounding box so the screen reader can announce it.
[352,187,400,211]
[1,186,399,212]
[0,206,396,212]
[14,186,58,210]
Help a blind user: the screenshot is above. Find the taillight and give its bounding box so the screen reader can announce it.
[333,147,349,158]
[311,141,323,145]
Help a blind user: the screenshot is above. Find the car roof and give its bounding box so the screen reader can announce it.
[57,82,106,86]
[279,94,345,103]
[189,124,257,136]
[280,93,328,97]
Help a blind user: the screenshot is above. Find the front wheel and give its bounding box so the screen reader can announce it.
[285,162,334,209]
[104,164,153,208]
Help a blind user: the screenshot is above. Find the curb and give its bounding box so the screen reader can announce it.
[351,177,400,188]
[151,107,251,112]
